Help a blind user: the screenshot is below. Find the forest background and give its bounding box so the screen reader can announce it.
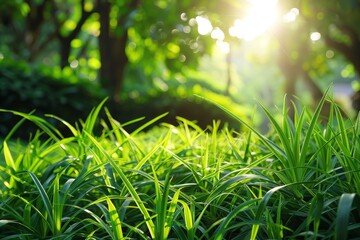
[1,0,360,135]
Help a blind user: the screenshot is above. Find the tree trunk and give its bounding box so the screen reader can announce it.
[97,0,136,103]
[279,61,298,119]
[302,71,323,102]
[98,0,111,90]
[59,38,71,69]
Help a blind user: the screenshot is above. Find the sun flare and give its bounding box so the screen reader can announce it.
[229,0,279,40]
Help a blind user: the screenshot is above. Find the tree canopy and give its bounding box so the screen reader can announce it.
[1,0,359,111]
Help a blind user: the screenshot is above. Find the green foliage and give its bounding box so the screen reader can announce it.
[0,60,104,137]
[1,92,360,239]
[0,59,248,140]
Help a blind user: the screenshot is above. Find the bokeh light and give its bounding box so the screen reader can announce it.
[284,8,299,22]
[310,32,321,41]
[229,0,279,40]
[196,16,213,35]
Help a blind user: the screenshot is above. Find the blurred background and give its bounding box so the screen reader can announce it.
[1,0,359,137]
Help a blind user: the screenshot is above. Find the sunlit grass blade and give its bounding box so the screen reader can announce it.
[207,174,269,202]
[82,207,115,238]
[178,199,194,240]
[0,109,62,141]
[131,112,168,136]
[103,107,127,145]
[45,114,79,137]
[334,103,350,154]
[134,136,168,171]
[106,197,124,239]
[299,87,330,166]
[154,171,175,240]
[83,131,156,238]
[82,98,108,135]
[165,188,181,238]
[196,95,287,164]
[163,148,202,185]
[0,110,32,148]
[3,141,16,171]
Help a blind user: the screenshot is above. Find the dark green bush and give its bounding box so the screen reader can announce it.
[0,61,242,139]
[112,92,242,132]
[0,61,103,138]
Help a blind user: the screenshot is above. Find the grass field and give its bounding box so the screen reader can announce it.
[1,93,360,239]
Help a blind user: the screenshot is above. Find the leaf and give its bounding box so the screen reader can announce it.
[3,141,16,171]
[106,197,123,239]
[214,199,258,240]
[83,131,156,238]
[165,188,181,238]
[335,193,357,240]
[29,172,53,230]
[53,174,62,235]
[82,98,108,135]
[179,200,193,231]
[0,109,63,141]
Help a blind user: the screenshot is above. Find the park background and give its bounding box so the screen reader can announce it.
[1,0,359,136]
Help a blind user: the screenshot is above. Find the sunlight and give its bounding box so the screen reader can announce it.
[284,8,299,22]
[229,0,278,40]
[196,16,213,35]
[216,40,230,54]
[310,32,321,41]
[211,27,225,41]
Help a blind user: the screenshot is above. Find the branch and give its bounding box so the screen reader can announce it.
[66,0,95,41]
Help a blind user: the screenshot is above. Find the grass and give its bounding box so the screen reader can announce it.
[0,93,360,239]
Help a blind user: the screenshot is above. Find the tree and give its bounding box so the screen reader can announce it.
[0,0,218,101]
[298,0,360,111]
[1,0,360,111]
[96,0,137,102]
[199,0,360,113]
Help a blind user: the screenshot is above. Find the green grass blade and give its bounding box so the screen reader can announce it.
[45,114,79,137]
[82,208,115,238]
[53,174,61,235]
[3,141,17,171]
[251,184,292,240]
[306,193,324,237]
[0,110,33,148]
[207,174,268,202]
[131,112,168,136]
[178,200,194,239]
[299,87,330,165]
[335,193,357,240]
[0,109,63,141]
[214,199,258,240]
[196,96,287,161]
[153,165,164,240]
[106,197,124,239]
[83,131,156,238]
[28,172,53,231]
[82,98,108,134]
[165,188,181,238]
